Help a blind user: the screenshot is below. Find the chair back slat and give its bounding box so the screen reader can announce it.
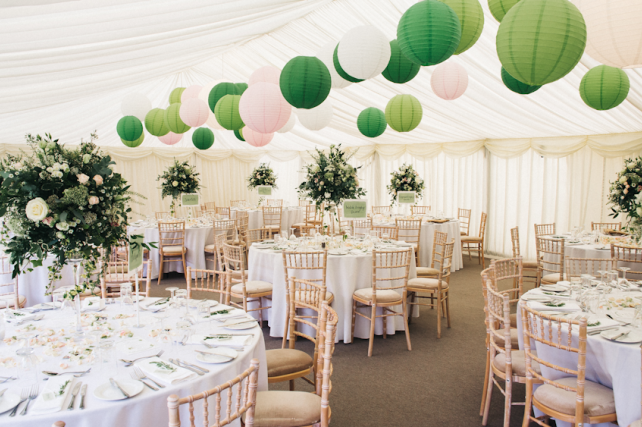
[315,301,338,427]
[411,206,430,215]
[371,225,399,240]
[612,244,642,279]
[216,207,230,219]
[534,223,556,237]
[351,219,372,237]
[372,206,391,215]
[565,256,613,278]
[230,200,245,208]
[186,267,228,302]
[510,226,521,257]
[205,202,216,210]
[372,249,412,297]
[458,208,471,236]
[395,219,421,245]
[430,231,448,270]
[478,212,488,240]
[158,221,186,249]
[490,257,523,304]
[262,206,282,228]
[591,222,621,232]
[536,236,565,279]
[156,212,170,220]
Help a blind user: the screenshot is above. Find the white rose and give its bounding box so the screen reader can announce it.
[324,192,331,199]
[637,207,642,216]
[25,198,49,221]
[56,231,65,239]
[620,176,628,184]
[56,222,69,231]
[172,181,179,187]
[83,154,92,164]
[53,171,63,178]
[53,162,61,170]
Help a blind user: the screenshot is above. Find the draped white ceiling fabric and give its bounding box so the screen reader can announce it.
[1,0,642,153]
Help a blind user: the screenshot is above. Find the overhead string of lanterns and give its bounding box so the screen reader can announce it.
[117,0,641,148]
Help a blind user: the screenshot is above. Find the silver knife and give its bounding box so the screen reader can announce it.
[109,378,131,399]
[169,359,203,376]
[0,388,7,398]
[178,359,209,373]
[220,318,257,327]
[67,382,82,410]
[79,384,87,409]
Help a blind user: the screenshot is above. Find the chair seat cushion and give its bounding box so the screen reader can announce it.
[204,244,216,253]
[291,223,305,228]
[522,261,538,269]
[264,224,280,229]
[230,280,273,295]
[161,245,186,255]
[0,294,26,308]
[461,236,482,243]
[496,329,520,348]
[460,231,467,236]
[493,350,541,377]
[353,287,401,303]
[416,267,439,277]
[541,273,562,283]
[629,420,642,427]
[407,278,448,290]
[252,391,321,427]
[266,349,313,378]
[533,377,615,417]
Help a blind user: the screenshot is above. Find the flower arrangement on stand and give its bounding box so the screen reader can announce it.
[387,164,424,206]
[608,156,642,241]
[247,163,277,207]
[157,160,201,216]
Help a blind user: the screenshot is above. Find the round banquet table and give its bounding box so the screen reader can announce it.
[231,207,304,232]
[247,245,418,343]
[0,298,267,427]
[542,239,642,275]
[516,289,641,427]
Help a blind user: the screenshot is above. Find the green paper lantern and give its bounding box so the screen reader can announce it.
[382,40,421,84]
[397,0,462,66]
[116,116,143,141]
[501,67,542,94]
[496,0,587,86]
[192,127,215,150]
[235,83,248,94]
[580,65,630,111]
[437,0,484,55]
[333,45,364,83]
[280,56,332,109]
[385,95,423,133]
[164,103,191,134]
[488,0,521,22]
[234,127,245,141]
[121,133,144,148]
[358,108,387,138]
[208,82,239,113]
[169,87,186,104]
[214,95,244,130]
[144,108,170,137]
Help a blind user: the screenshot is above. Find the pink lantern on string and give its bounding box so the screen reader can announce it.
[159,132,183,146]
[248,66,281,86]
[239,82,292,134]
[181,85,203,102]
[243,127,274,147]
[179,98,209,127]
[431,62,469,101]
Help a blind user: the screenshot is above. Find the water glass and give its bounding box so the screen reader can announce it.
[120,283,134,307]
[175,289,188,315]
[607,270,619,288]
[97,340,118,378]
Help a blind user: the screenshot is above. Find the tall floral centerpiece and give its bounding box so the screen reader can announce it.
[608,156,642,240]
[157,160,201,216]
[387,164,424,206]
[248,163,277,206]
[0,133,134,297]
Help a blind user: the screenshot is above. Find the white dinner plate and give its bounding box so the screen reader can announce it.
[253,243,274,249]
[224,321,258,330]
[93,379,144,401]
[540,284,569,292]
[600,328,642,344]
[328,250,348,256]
[116,339,156,355]
[196,347,238,364]
[0,392,21,414]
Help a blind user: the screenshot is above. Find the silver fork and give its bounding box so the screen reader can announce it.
[133,366,165,389]
[121,350,164,366]
[9,388,29,417]
[130,371,158,391]
[20,384,38,415]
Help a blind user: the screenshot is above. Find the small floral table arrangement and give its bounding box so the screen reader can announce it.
[157,159,200,217]
[387,163,424,206]
[247,163,277,206]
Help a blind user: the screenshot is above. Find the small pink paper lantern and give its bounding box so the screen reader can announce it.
[249,66,281,86]
[158,132,183,145]
[243,127,274,147]
[431,62,469,100]
[179,99,209,127]
[181,85,203,102]
[239,82,292,134]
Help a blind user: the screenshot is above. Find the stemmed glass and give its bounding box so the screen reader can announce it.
[619,267,632,288]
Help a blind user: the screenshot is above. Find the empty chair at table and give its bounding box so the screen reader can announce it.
[511,226,538,288]
[101,247,152,299]
[204,219,236,265]
[334,207,350,236]
[612,244,642,281]
[262,206,282,238]
[565,257,614,280]
[458,208,471,236]
[216,206,230,219]
[155,211,170,220]
[186,265,228,303]
[372,206,391,215]
[372,225,399,240]
[0,255,24,309]
[299,199,312,207]
[591,221,622,232]
[396,219,422,265]
[157,221,188,285]
[461,212,488,268]
[411,205,431,215]
[351,218,372,238]
[536,236,565,285]
[205,201,216,210]
[534,223,556,237]
[416,230,448,279]
[292,205,321,235]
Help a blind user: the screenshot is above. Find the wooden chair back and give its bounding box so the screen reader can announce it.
[490,257,523,305]
[510,226,521,257]
[536,236,565,280]
[235,214,249,241]
[436,241,455,283]
[430,231,449,270]
[214,220,236,242]
[299,199,312,207]
[186,266,228,302]
[371,225,399,240]
[101,259,152,299]
[200,204,207,212]
[230,200,244,208]
[167,359,259,427]
[395,219,421,246]
[534,223,556,237]
[334,207,350,235]
[371,249,412,303]
[486,286,514,371]
[0,255,19,309]
[303,205,319,225]
[216,207,230,219]
[611,244,642,280]
[205,202,216,210]
[267,199,283,207]
[314,301,338,427]
[458,208,471,236]
[262,206,282,229]
[478,212,488,240]
[591,222,622,232]
[158,221,186,252]
[155,212,170,220]
[246,228,269,246]
[222,243,247,292]
[565,257,614,279]
[372,206,391,215]
[351,218,373,237]
[411,205,431,215]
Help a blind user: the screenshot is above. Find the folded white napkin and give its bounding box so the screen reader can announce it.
[528,289,574,301]
[142,297,170,311]
[5,311,37,324]
[30,375,75,415]
[136,357,196,386]
[527,299,581,312]
[189,334,251,347]
[205,307,246,322]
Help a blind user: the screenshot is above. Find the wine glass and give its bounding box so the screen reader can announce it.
[120,283,134,308]
[16,347,39,384]
[619,267,632,288]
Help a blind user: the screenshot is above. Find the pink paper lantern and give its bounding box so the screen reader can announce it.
[239,82,292,134]
[158,132,183,145]
[243,127,274,147]
[181,85,203,102]
[179,98,209,127]
[248,66,281,86]
[431,62,469,101]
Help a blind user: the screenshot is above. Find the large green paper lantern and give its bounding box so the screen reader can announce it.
[116,116,143,141]
[164,103,191,134]
[235,83,248,94]
[496,0,587,86]
[192,127,215,150]
[488,0,521,22]
[234,127,245,141]
[580,65,630,111]
[280,56,332,109]
[397,0,462,66]
[357,108,387,138]
[169,87,186,104]
[382,40,421,84]
[437,0,484,54]
[208,83,239,113]
[385,95,423,133]
[121,133,144,148]
[144,108,170,137]
[333,45,364,83]
[214,95,244,130]
[501,67,541,95]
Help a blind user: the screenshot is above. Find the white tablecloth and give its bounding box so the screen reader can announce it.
[1,299,267,427]
[247,245,418,343]
[231,207,304,233]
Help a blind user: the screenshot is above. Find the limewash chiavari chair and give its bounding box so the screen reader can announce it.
[262,206,282,238]
[246,228,269,247]
[591,221,622,232]
[351,218,373,237]
[536,236,565,285]
[230,200,244,208]
[186,266,228,303]
[489,257,523,328]
[205,201,216,210]
[520,302,617,427]
[411,205,431,215]
[0,255,23,309]
[100,259,152,299]
[396,218,422,265]
[204,220,236,265]
[167,358,259,427]
[157,221,188,285]
[461,212,488,268]
[299,199,312,207]
[458,208,472,236]
[351,248,412,357]
[407,241,454,338]
[333,206,350,235]
[534,223,556,237]
[612,244,642,281]
[292,205,320,234]
[416,230,448,279]
[511,226,538,289]
[565,257,614,279]
[371,225,399,240]
[200,203,207,212]
[155,212,170,220]
[216,207,230,219]
[267,199,283,207]
[253,301,337,427]
[372,206,391,215]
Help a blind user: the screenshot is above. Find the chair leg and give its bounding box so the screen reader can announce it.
[157,256,163,286]
[522,380,533,427]
[430,293,434,309]
[407,292,415,324]
[350,299,357,344]
[402,298,412,352]
[258,298,263,327]
[480,344,490,416]
[481,367,494,425]
[481,243,485,269]
[367,305,376,357]
[383,309,387,339]
[182,255,188,285]
[503,374,512,427]
[445,291,451,328]
[436,291,442,339]
[289,379,295,391]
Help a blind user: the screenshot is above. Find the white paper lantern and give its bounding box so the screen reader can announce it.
[297,102,333,131]
[431,62,469,100]
[239,82,292,133]
[121,93,152,122]
[573,0,642,68]
[179,98,209,127]
[205,111,223,130]
[316,42,352,89]
[249,66,281,86]
[181,85,202,102]
[337,26,391,80]
[277,112,296,133]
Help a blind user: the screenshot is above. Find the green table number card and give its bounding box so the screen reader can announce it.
[181,193,200,207]
[129,235,144,274]
[257,186,272,196]
[398,191,416,205]
[343,200,368,219]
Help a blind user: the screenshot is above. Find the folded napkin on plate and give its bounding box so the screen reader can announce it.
[527,289,574,301]
[189,334,251,347]
[142,298,170,311]
[136,357,196,385]
[30,374,75,415]
[5,311,38,324]
[206,307,246,322]
[527,300,581,312]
